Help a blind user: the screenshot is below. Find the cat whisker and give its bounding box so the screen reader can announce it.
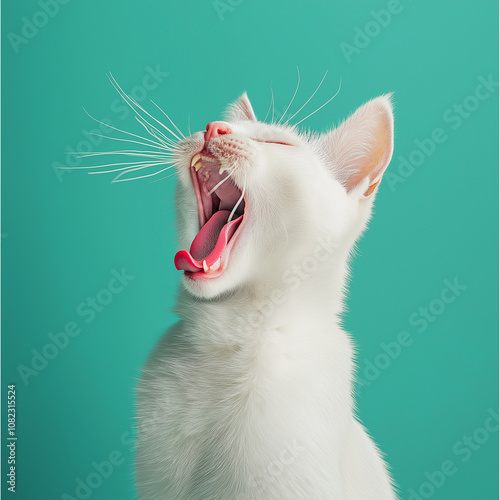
[70,150,174,159]
[278,67,300,125]
[57,159,168,170]
[208,176,231,196]
[135,116,177,149]
[82,108,167,150]
[73,75,183,184]
[272,85,275,122]
[148,171,178,184]
[89,161,167,175]
[283,70,328,126]
[149,99,186,139]
[132,110,177,148]
[86,132,171,151]
[108,73,182,142]
[207,162,240,195]
[264,81,275,123]
[111,163,175,183]
[271,88,275,122]
[108,73,181,144]
[90,162,173,176]
[227,182,246,223]
[187,114,192,136]
[294,78,342,127]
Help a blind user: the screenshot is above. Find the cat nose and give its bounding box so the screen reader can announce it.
[205,121,231,141]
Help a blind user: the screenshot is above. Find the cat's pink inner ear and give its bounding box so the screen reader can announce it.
[323,95,394,197]
[224,92,257,122]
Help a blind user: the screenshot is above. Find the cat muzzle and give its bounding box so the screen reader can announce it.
[174,152,246,278]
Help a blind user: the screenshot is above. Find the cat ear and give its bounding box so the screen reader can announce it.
[319,94,394,197]
[224,92,257,122]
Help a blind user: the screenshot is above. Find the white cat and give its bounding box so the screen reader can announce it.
[136,92,398,500]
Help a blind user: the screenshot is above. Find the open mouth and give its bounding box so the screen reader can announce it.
[174,153,245,278]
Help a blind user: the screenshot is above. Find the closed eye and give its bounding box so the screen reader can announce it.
[251,138,294,146]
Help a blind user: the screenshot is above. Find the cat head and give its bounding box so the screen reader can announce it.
[173,93,394,299]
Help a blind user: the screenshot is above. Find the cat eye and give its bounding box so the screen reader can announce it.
[251,138,294,147]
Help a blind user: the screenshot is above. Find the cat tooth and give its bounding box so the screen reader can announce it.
[203,260,209,272]
[212,258,221,272]
[191,154,201,167]
[219,166,226,175]
[194,160,204,172]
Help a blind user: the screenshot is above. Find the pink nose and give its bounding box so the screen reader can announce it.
[205,121,231,141]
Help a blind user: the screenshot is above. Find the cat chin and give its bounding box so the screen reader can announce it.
[181,271,240,299]
[180,245,256,299]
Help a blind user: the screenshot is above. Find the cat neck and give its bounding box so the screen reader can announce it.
[176,246,350,347]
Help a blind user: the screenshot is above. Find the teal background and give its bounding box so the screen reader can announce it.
[2,1,498,499]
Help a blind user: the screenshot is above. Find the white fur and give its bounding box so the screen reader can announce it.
[137,93,398,499]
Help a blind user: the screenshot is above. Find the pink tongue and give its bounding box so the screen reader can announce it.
[174,211,243,272]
